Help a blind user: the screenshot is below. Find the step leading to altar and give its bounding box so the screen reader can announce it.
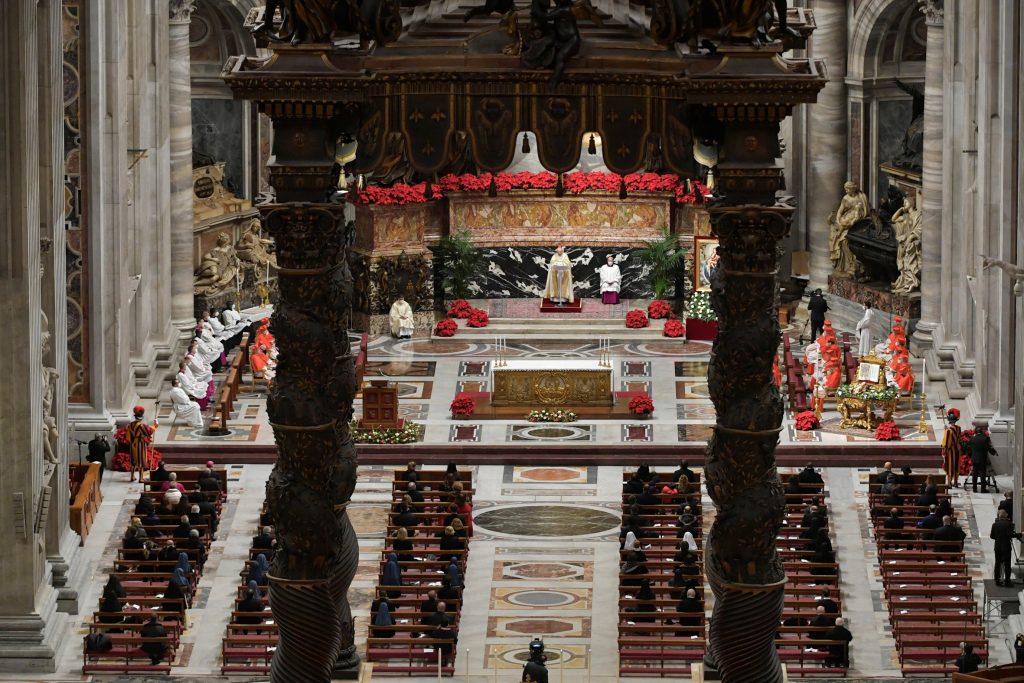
[446,317,674,341]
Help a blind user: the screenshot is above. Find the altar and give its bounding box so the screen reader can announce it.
[491,360,613,407]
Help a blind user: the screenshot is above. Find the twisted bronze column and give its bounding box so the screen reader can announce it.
[264,205,360,682]
[703,205,792,682]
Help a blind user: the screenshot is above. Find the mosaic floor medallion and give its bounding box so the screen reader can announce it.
[476,505,619,536]
[508,424,594,442]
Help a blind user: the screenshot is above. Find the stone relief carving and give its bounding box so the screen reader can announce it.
[41,312,59,466]
[255,0,402,48]
[981,257,1024,297]
[891,196,922,294]
[918,0,943,25]
[651,0,798,49]
[827,181,868,278]
[193,232,240,295]
[169,0,197,22]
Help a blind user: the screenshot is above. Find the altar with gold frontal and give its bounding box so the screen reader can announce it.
[491,360,613,407]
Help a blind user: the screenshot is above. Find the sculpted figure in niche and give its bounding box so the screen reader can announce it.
[891,194,922,294]
[41,312,60,465]
[235,219,278,273]
[827,181,868,278]
[193,232,239,295]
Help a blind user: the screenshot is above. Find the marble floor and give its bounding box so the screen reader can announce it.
[13,463,1017,683]
[153,333,946,450]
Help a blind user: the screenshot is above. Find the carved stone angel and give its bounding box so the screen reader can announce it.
[41,312,60,465]
[982,256,1024,296]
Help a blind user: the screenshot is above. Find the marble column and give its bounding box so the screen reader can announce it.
[0,0,69,671]
[805,0,848,290]
[911,0,944,354]
[169,0,197,329]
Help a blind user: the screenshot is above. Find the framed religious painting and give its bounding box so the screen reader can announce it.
[694,237,720,291]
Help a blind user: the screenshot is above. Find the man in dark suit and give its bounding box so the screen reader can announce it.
[969,421,997,493]
[932,515,966,554]
[197,468,220,493]
[140,614,168,665]
[798,464,824,486]
[816,589,839,615]
[672,461,697,483]
[990,510,1020,586]
[917,505,942,530]
[824,617,853,668]
[807,289,829,341]
[999,492,1014,520]
[808,605,832,639]
[252,526,275,550]
[877,462,897,488]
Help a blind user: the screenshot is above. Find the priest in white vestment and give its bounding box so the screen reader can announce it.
[855,302,876,358]
[206,310,225,337]
[389,296,414,339]
[186,350,213,384]
[599,254,621,305]
[177,362,207,400]
[170,378,204,429]
[543,246,574,304]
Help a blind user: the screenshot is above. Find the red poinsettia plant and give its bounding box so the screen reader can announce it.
[663,320,686,338]
[466,308,490,328]
[447,299,473,319]
[629,394,655,415]
[794,410,820,431]
[875,421,902,441]
[648,300,672,319]
[434,318,458,337]
[625,309,649,329]
[450,393,476,418]
[355,182,439,205]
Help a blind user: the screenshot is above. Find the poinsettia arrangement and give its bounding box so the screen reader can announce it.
[794,410,820,431]
[629,394,655,415]
[663,320,686,338]
[466,308,489,328]
[447,299,473,318]
[450,393,476,417]
[835,384,899,401]
[357,172,712,205]
[526,409,578,423]
[685,290,717,321]
[959,427,987,448]
[875,421,902,441]
[625,309,649,328]
[648,300,672,319]
[434,318,458,337]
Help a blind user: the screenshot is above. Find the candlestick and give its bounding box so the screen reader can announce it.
[918,392,928,433]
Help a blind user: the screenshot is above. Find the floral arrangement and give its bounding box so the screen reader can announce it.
[112,426,162,471]
[629,394,655,415]
[447,299,473,319]
[625,309,649,328]
[794,410,820,431]
[450,393,477,418]
[351,422,423,444]
[526,409,578,423]
[434,318,458,337]
[356,172,712,206]
[835,384,899,401]
[466,308,490,328]
[663,319,686,338]
[354,182,436,205]
[648,299,672,319]
[959,427,987,447]
[875,421,902,441]
[685,290,717,321]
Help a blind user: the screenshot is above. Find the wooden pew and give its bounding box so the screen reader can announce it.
[70,462,103,544]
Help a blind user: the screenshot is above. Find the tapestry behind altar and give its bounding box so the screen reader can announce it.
[448,194,671,246]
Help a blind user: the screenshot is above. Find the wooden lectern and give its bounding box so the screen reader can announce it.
[359,380,402,429]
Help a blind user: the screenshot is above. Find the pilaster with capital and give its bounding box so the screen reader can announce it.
[169,0,197,330]
[911,0,943,353]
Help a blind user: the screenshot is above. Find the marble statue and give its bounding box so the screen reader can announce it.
[891,196,922,294]
[40,312,59,465]
[193,232,239,295]
[827,181,868,278]
[982,256,1024,296]
[235,219,278,275]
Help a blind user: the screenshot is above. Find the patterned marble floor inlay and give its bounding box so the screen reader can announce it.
[449,423,481,442]
[675,360,710,376]
[620,360,650,377]
[507,424,595,441]
[475,505,619,536]
[490,587,592,610]
[676,380,711,399]
[622,423,652,441]
[487,616,592,637]
[678,423,715,442]
[363,360,436,376]
[511,466,590,484]
[493,560,592,581]
[485,643,589,669]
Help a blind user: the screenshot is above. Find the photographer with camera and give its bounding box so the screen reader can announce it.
[522,637,548,683]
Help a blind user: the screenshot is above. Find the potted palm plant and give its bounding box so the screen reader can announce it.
[636,229,686,301]
[436,229,482,302]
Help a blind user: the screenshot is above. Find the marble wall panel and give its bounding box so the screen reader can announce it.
[192,98,245,195]
[876,99,913,200]
[471,245,671,299]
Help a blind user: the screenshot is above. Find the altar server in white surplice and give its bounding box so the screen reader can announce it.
[170,378,204,429]
[543,245,574,304]
[599,254,621,305]
[389,296,414,339]
[177,361,207,401]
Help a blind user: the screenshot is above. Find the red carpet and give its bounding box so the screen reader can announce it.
[540,298,582,313]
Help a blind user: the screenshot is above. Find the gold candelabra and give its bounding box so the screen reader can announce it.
[917,392,928,433]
